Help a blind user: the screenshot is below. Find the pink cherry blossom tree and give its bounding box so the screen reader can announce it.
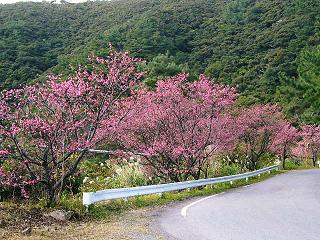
[271,122,300,169]
[237,104,285,170]
[0,47,143,205]
[112,73,239,182]
[298,125,320,166]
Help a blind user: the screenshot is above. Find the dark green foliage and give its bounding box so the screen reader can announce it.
[0,0,319,122]
[141,53,189,87]
[0,0,157,88]
[276,45,320,123]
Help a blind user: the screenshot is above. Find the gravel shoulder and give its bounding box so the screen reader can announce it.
[0,206,165,240]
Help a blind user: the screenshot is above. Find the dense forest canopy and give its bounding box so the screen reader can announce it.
[0,0,319,123]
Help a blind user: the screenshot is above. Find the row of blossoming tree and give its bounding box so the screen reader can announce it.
[0,48,319,205]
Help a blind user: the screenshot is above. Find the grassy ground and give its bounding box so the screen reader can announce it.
[0,168,300,239]
[283,161,317,170]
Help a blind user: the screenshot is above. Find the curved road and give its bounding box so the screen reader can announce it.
[155,169,320,240]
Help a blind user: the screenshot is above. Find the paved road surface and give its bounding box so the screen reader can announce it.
[155,169,320,240]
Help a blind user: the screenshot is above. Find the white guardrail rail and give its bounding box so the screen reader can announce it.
[83,165,279,206]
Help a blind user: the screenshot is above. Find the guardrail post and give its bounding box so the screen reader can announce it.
[258,174,261,177]
[268,170,271,174]
[245,177,249,182]
[83,192,93,206]
[230,181,233,185]
[85,205,90,213]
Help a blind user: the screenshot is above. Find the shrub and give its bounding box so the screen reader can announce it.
[81,158,148,192]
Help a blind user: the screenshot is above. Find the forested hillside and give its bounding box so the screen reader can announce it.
[0,0,319,122]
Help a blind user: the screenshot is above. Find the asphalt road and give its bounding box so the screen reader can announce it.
[155,169,320,240]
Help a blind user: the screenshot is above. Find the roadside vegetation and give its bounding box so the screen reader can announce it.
[0,1,319,237]
[0,158,313,239]
[0,46,319,238]
[58,158,313,219]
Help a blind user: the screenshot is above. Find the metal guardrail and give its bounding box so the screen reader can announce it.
[87,149,147,156]
[83,165,279,206]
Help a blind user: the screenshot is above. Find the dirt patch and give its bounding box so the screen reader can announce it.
[0,204,70,232]
[0,204,165,240]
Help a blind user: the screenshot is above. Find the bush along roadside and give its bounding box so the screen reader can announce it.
[1,160,317,237]
[60,156,318,219]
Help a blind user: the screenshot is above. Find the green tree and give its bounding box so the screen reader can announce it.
[142,53,189,87]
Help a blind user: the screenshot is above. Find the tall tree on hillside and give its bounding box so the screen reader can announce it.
[142,53,189,88]
[298,45,320,123]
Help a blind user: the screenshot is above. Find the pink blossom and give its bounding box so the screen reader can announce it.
[294,124,320,166]
[112,74,239,181]
[0,149,9,157]
[0,45,143,203]
[237,104,286,170]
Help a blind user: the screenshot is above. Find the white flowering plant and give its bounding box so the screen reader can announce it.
[80,157,147,192]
